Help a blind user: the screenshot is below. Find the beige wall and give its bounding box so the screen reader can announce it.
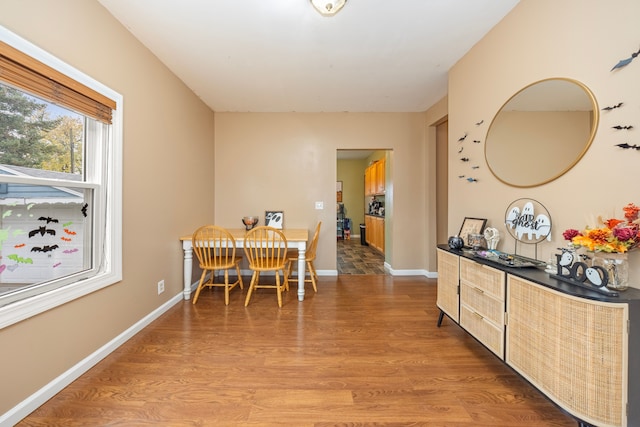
[448,0,640,286]
[0,0,216,414]
[213,113,428,273]
[337,158,367,237]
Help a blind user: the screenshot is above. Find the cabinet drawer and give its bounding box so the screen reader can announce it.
[460,282,504,326]
[460,257,504,298]
[460,303,504,359]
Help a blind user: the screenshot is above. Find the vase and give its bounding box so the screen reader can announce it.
[592,252,629,291]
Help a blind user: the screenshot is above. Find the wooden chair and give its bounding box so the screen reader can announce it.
[243,226,289,307]
[191,225,244,305]
[286,221,321,293]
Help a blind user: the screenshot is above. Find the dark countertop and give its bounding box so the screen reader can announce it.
[437,244,640,303]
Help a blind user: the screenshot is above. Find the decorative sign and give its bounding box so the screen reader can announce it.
[549,250,619,297]
[505,199,551,244]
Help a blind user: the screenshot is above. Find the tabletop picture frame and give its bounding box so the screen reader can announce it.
[265,211,284,229]
[458,217,487,247]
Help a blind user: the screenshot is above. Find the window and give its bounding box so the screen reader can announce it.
[0,26,122,328]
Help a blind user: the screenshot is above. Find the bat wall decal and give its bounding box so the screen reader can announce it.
[602,102,623,111]
[81,203,88,217]
[616,143,640,150]
[28,226,56,238]
[611,47,640,71]
[458,133,468,142]
[8,254,33,264]
[475,120,484,126]
[38,216,59,224]
[612,125,634,130]
[31,245,60,253]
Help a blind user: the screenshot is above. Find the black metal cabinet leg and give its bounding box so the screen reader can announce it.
[437,310,445,327]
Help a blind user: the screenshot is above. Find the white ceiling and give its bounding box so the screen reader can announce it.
[98,0,519,113]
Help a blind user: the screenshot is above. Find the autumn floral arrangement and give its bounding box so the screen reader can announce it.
[563,203,640,253]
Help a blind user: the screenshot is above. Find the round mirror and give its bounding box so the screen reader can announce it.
[485,78,599,187]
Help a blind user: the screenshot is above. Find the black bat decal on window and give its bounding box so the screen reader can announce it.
[81,203,88,217]
[31,245,59,253]
[28,226,56,238]
[38,216,59,224]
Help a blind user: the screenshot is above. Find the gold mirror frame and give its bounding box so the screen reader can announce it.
[485,78,599,188]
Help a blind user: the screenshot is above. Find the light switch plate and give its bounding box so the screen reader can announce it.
[315,201,323,210]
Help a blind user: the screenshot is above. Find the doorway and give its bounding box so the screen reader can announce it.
[336,149,389,274]
[435,119,449,245]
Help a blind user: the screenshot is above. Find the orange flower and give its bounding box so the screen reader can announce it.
[605,218,623,229]
[623,203,640,221]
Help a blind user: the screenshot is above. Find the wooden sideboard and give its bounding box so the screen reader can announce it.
[436,245,640,427]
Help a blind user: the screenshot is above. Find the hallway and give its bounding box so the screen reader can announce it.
[337,237,386,275]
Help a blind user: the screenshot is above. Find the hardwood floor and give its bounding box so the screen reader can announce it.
[19,276,576,426]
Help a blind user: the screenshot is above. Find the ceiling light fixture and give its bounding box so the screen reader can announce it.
[310,0,347,16]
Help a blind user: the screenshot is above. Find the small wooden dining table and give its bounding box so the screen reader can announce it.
[180,228,309,302]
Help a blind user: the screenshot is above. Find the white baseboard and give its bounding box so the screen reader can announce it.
[0,291,185,426]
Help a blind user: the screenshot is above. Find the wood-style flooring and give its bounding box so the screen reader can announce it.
[18,276,576,426]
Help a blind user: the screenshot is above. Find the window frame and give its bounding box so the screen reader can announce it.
[0,26,122,329]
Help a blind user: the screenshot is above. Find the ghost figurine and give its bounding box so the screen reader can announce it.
[559,251,575,274]
[585,267,604,287]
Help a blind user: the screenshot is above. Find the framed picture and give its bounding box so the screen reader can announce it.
[458,217,487,247]
[336,191,343,202]
[265,211,284,229]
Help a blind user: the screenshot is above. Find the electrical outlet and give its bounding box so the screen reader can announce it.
[315,201,324,210]
[157,280,165,295]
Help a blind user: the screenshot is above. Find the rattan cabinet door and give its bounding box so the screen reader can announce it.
[436,249,460,323]
[459,258,506,358]
[506,275,628,427]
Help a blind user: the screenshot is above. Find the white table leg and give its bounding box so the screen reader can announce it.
[182,244,193,300]
[297,243,306,301]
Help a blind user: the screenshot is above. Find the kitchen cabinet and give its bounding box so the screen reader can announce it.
[365,215,384,253]
[436,245,640,427]
[374,158,385,194]
[364,159,385,196]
